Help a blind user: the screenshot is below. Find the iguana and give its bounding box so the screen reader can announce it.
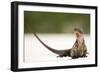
[32,28,88,59]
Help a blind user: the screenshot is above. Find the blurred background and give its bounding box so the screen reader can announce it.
[24,11,90,34]
[24,11,90,63]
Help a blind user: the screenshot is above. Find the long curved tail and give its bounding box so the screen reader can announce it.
[33,33,65,55]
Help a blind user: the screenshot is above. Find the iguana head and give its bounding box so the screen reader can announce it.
[74,28,84,38]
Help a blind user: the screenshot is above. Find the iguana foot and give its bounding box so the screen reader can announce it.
[72,56,79,59]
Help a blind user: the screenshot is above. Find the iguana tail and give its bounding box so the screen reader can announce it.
[33,33,66,55]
